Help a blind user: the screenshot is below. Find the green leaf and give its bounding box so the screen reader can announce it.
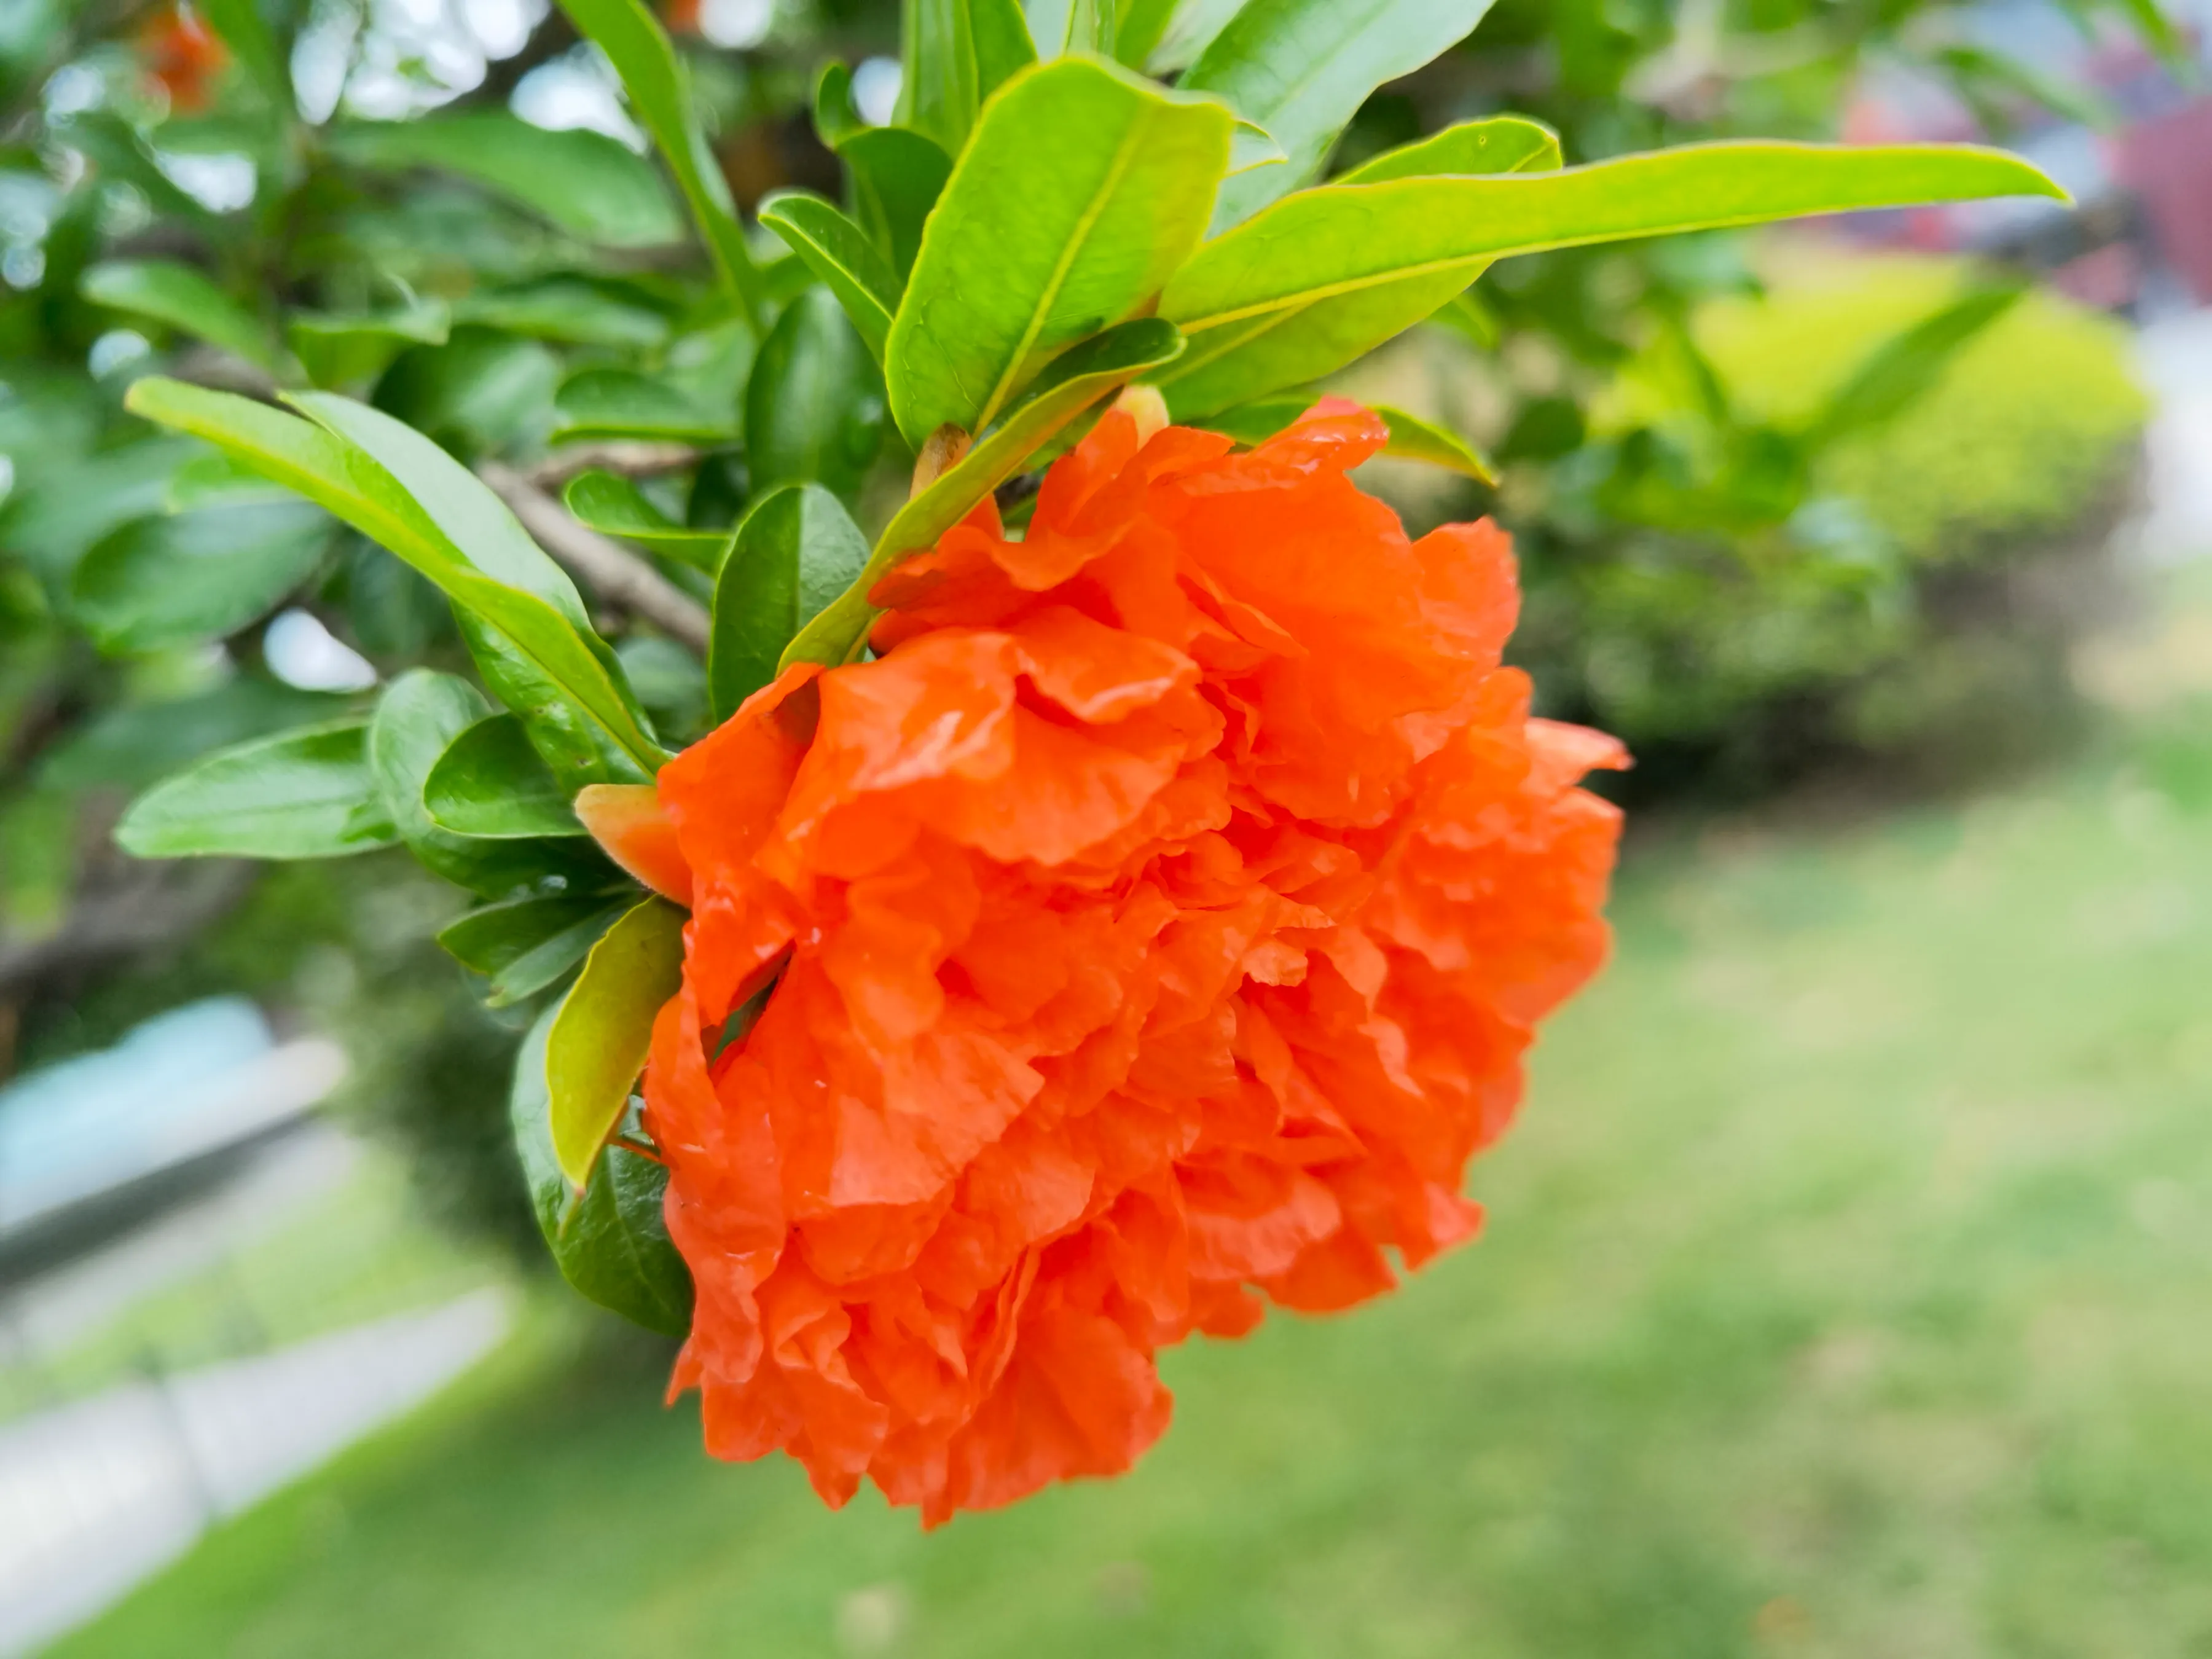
[1198,398,1496,480]
[836,127,953,280]
[1115,0,1181,66]
[327,114,686,249]
[1155,142,2066,416]
[1182,0,1499,229]
[757,191,902,362]
[453,280,672,350]
[562,472,728,570]
[1806,280,2029,450]
[973,0,1040,95]
[554,0,764,321]
[371,672,611,897]
[710,484,869,718]
[898,0,982,155]
[1027,0,1117,55]
[423,713,587,839]
[79,261,280,374]
[546,896,688,1188]
[288,302,450,389]
[1150,117,1555,416]
[1146,0,1247,71]
[123,378,664,784]
[746,288,887,501]
[512,1002,694,1335]
[885,57,1231,447]
[785,316,1182,669]
[552,369,740,444]
[441,893,629,1006]
[73,501,331,653]
[116,721,398,861]
[813,61,863,148]
[1338,114,1561,184]
[196,0,291,108]
[165,450,295,511]
[39,681,354,793]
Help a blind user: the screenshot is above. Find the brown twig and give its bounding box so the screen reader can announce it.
[475,461,712,653]
[524,441,705,490]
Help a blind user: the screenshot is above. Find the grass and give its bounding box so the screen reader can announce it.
[53,614,2212,1658]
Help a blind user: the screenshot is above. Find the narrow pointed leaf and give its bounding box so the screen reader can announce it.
[1164,144,2065,335]
[554,0,764,320]
[1182,0,1499,228]
[123,378,664,783]
[1027,0,1118,55]
[1808,281,2029,448]
[563,471,729,569]
[546,896,688,1187]
[711,484,870,718]
[758,191,902,361]
[80,261,281,373]
[1116,0,1182,66]
[885,57,1231,447]
[442,894,629,1007]
[117,722,398,860]
[1339,115,1561,184]
[900,0,982,154]
[327,114,686,248]
[513,1002,694,1335]
[288,302,449,389]
[424,713,588,839]
[786,316,1183,669]
[746,288,887,501]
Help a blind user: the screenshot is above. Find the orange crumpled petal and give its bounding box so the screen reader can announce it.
[642,398,1626,1523]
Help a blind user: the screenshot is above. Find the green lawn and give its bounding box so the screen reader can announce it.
[57,623,2212,1658]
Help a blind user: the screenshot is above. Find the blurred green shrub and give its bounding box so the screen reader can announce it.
[1511,254,2148,801]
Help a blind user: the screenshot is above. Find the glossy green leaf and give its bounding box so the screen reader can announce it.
[758,191,901,362]
[546,896,688,1187]
[785,316,1183,669]
[453,281,672,349]
[39,681,355,793]
[711,484,869,718]
[899,0,981,154]
[555,0,763,320]
[197,0,290,107]
[1199,397,1496,480]
[746,288,887,501]
[553,369,740,444]
[327,114,686,249]
[1155,142,2065,417]
[124,378,664,784]
[837,127,953,280]
[441,893,629,1006]
[288,302,450,389]
[371,672,610,897]
[885,57,1231,447]
[423,713,586,839]
[512,1002,694,1335]
[72,501,331,653]
[79,261,280,373]
[116,721,398,861]
[1338,114,1561,184]
[1146,0,1247,71]
[1182,0,1499,228]
[562,471,728,569]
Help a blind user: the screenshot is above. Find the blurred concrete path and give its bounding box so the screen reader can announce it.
[0,1288,511,1656]
[2135,308,2212,562]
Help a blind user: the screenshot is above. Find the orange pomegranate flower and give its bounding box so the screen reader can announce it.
[138,3,228,114]
[637,398,1626,1523]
